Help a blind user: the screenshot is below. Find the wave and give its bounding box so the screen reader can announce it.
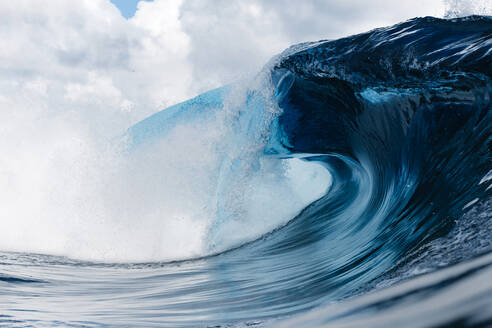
[125,15,491,264]
[0,15,491,327]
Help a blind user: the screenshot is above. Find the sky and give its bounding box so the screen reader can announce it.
[110,0,151,18]
[0,0,488,136]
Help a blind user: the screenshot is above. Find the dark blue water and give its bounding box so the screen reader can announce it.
[1,16,491,327]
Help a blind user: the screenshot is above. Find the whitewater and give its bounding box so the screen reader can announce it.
[0,3,491,328]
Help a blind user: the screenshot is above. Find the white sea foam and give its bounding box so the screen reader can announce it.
[0,75,331,262]
[443,0,492,17]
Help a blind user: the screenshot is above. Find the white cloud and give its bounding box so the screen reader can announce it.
[5,0,490,131]
[179,0,445,94]
[0,0,448,130]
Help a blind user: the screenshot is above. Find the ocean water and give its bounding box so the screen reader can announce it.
[1,15,491,328]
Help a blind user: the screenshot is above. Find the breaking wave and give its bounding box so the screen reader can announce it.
[0,15,491,328]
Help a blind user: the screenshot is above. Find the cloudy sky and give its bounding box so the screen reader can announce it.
[0,0,489,150]
[0,0,454,132]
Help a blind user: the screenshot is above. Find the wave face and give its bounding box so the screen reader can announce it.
[1,16,491,327]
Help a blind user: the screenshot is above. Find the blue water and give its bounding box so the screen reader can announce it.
[1,16,491,327]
